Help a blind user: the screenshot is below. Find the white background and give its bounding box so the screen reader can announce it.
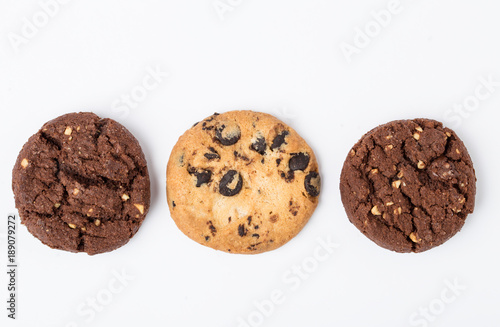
[1,1,499,326]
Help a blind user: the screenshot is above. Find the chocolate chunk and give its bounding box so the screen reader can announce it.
[207,220,217,236]
[304,171,320,197]
[238,224,247,237]
[219,170,243,196]
[289,153,310,171]
[204,147,220,160]
[280,170,295,183]
[251,136,267,155]
[188,167,212,187]
[216,124,241,146]
[271,131,289,150]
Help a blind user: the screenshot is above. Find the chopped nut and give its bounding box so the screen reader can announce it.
[382,213,387,219]
[94,219,101,226]
[68,136,73,141]
[21,158,29,168]
[134,204,145,214]
[370,168,379,175]
[54,203,61,208]
[73,188,79,195]
[385,145,394,151]
[371,206,382,216]
[397,171,404,179]
[456,149,461,154]
[415,126,423,132]
[121,194,130,201]
[413,133,420,141]
[76,126,81,131]
[446,132,452,137]
[392,180,402,189]
[409,232,421,243]
[68,223,76,229]
[81,227,87,232]
[88,208,93,213]
[385,135,393,140]
[417,161,426,169]
[459,197,466,204]
[385,202,394,207]
[394,207,402,215]
[64,126,73,135]
[350,149,356,157]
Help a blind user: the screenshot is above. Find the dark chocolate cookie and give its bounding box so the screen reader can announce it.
[12,112,150,255]
[167,111,321,254]
[340,118,476,253]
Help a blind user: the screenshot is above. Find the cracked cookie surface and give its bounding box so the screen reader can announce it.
[12,112,150,255]
[167,111,321,254]
[340,118,476,253]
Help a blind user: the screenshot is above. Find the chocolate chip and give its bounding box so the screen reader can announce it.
[276,159,282,166]
[207,221,217,236]
[251,136,267,155]
[304,171,320,197]
[280,170,295,183]
[252,234,260,238]
[172,201,176,207]
[188,167,212,187]
[216,124,240,146]
[204,147,220,160]
[271,131,289,150]
[247,216,252,224]
[289,152,310,171]
[205,236,210,241]
[238,224,247,237]
[219,170,243,196]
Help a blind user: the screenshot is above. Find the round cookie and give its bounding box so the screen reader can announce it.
[167,111,321,254]
[340,118,476,253]
[12,112,150,255]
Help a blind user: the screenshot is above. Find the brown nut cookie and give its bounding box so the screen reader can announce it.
[12,112,150,255]
[167,111,321,254]
[340,118,476,253]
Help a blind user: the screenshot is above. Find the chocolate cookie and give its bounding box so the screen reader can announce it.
[167,111,321,254]
[340,118,476,253]
[12,112,150,255]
